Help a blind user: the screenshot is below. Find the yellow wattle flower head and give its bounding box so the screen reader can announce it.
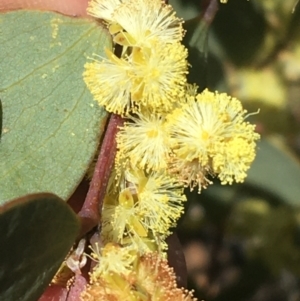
[101,167,186,252]
[101,186,156,255]
[90,243,137,279]
[125,168,186,238]
[167,89,260,190]
[116,109,170,172]
[82,251,196,301]
[129,43,188,112]
[168,156,213,192]
[134,253,196,301]
[86,0,122,22]
[101,187,147,245]
[83,271,139,301]
[111,0,185,47]
[83,49,133,115]
[83,43,188,115]
[212,136,257,184]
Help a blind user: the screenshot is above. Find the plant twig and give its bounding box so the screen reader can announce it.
[78,113,124,237]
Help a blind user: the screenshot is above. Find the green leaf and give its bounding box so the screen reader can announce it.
[181,1,222,91]
[0,193,80,301]
[246,139,300,206]
[0,11,111,205]
[0,98,2,140]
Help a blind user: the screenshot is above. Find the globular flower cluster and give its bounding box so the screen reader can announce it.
[84,0,188,115]
[82,244,196,301]
[166,89,260,191]
[80,0,260,300]
[101,167,186,254]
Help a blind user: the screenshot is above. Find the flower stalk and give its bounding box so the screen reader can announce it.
[78,113,124,236]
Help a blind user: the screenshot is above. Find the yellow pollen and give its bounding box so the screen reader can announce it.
[221,112,230,122]
[201,130,209,140]
[150,68,160,79]
[147,129,158,138]
[144,29,151,37]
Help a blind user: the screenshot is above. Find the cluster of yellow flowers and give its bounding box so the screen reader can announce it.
[80,0,259,300]
[82,243,195,301]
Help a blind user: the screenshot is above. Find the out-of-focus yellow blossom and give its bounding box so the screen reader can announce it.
[167,89,260,190]
[81,251,196,301]
[84,44,188,115]
[111,0,184,47]
[116,109,170,172]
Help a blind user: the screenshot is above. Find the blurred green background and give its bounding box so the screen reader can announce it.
[170,0,300,300]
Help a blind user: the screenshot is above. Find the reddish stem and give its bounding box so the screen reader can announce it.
[201,0,219,25]
[204,0,218,24]
[77,114,124,236]
[66,274,88,301]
